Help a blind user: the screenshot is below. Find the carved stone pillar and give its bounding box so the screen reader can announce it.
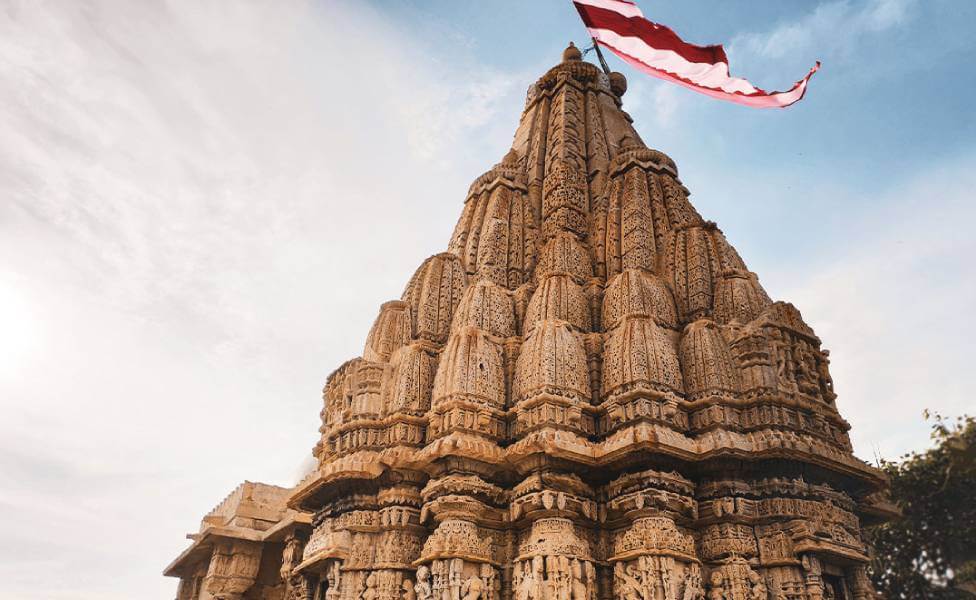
[602,468,700,600]
[703,557,769,600]
[801,554,824,600]
[203,539,262,600]
[368,485,425,600]
[413,518,498,600]
[847,565,875,600]
[175,576,195,600]
[611,517,700,600]
[512,517,595,600]
[282,530,309,600]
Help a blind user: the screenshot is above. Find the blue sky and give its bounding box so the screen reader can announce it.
[0,1,974,598]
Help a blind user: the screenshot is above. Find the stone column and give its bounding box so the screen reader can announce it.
[412,518,498,600]
[281,530,310,600]
[801,554,824,600]
[513,517,596,600]
[203,539,262,600]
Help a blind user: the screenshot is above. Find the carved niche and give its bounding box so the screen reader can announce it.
[412,519,499,600]
[513,518,596,600]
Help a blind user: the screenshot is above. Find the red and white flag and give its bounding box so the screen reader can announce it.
[572,0,820,108]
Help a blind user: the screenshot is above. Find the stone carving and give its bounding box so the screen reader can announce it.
[611,557,701,600]
[613,517,695,559]
[362,572,379,600]
[421,519,493,563]
[461,574,484,600]
[536,232,593,284]
[452,280,517,338]
[364,301,414,363]
[524,275,591,334]
[514,555,593,600]
[403,578,417,600]
[706,558,771,600]
[602,315,684,403]
[203,539,262,599]
[602,269,678,331]
[615,562,644,600]
[168,44,890,600]
[750,571,769,600]
[682,569,705,600]
[403,253,468,344]
[415,565,434,600]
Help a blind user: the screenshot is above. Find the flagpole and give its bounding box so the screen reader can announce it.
[591,38,612,74]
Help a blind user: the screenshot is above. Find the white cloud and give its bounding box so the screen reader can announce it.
[0,1,525,598]
[729,0,916,62]
[626,78,682,130]
[776,153,976,461]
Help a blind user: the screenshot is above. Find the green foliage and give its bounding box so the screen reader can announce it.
[868,413,976,599]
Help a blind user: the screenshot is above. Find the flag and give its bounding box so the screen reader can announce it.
[572,0,820,108]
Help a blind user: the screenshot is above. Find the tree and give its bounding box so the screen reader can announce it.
[868,413,976,598]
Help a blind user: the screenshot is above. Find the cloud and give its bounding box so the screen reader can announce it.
[775,153,976,461]
[729,0,916,62]
[0,1,525,598]
[625,78,682,131]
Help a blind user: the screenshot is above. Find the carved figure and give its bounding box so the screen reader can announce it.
[682,570,704,600]
[558,556,572,599]
[415,566,434,600]
[450,559,463,600]
[361,573,379,600]
[615,563,644,600]
[545,557,559,600]
[514,562,534,600]
[585,561,598,600]
[749,572,768,600]
[323,562,342,600]
[403,579,417,600]
[707,572,725,600]
[461,575,484,600]
[571,560,587,600]
[532,556,546,600]
[478,564,494,600]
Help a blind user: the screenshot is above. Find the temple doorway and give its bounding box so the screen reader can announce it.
[823,574,849,600]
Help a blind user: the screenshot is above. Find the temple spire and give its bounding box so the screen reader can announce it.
[170,44,893,600]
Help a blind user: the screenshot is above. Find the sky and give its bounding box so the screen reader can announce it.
[0,0,973,598]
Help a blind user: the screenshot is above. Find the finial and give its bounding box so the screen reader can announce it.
[563,42,582,62]
[609,72,628,96]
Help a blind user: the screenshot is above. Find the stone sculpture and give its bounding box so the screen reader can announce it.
[167,44,895,600]
[415,566,434,600]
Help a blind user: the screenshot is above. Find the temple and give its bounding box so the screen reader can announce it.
[166,44,896,600]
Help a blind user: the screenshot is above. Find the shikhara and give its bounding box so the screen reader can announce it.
[167,45,888,600]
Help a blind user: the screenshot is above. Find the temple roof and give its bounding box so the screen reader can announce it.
[290,44,887,519]
[164,482,310,577]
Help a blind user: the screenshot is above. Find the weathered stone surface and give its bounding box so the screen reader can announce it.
[167,46,891,600]
[165,482,312,600]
